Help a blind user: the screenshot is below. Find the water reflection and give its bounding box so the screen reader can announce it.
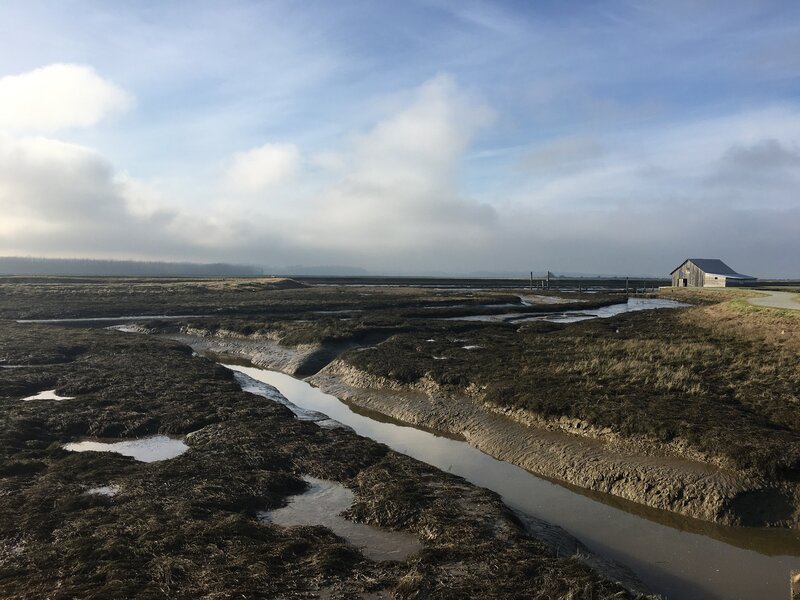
[225,362,800,600]
[63,435,188,462]
[260,475,422,561]
[22,389,73,401]
[447,298,689,323]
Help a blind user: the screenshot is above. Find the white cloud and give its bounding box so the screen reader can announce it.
[210,75,498,262]
[225,143,300,193]
[304,75,496,253]
[0,72,798,277]
[0,135,116,219]
[0,64,132,132]
[0,134,189,259]
[0,133,289,260]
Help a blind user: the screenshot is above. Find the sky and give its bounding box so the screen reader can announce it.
[0,0,799,277]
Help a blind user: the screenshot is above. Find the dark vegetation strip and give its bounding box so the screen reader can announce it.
[0,279,532,320]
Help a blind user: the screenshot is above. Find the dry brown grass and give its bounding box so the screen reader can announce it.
[345,295,800,477]
[687,298,800,352]
[656,287,762,304]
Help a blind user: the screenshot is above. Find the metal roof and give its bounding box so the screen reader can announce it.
[671,258,755,279]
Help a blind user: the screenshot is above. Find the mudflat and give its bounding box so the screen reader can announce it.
[0,280,647,598]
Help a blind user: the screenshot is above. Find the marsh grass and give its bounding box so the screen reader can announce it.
[0,320,637,599]
[344,300,800,478]
[0,278,521,321]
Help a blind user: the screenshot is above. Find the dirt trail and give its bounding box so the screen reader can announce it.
[748,290,800,311]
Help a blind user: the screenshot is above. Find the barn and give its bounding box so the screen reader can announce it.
[671,259,756,288]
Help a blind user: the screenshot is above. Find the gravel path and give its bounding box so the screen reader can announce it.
[748,289,800,310]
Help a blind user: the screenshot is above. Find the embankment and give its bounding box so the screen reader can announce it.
[173,328,800,529]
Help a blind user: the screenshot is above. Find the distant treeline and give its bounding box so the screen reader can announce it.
[0,257,264,277]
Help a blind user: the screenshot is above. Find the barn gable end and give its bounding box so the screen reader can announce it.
[671,259,756,288]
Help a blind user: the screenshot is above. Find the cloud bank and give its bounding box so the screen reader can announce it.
[226,143,300,193]
[0,64,131,132]
[0,71,500,267]
[1,68,799,276]
[304,75,497,255]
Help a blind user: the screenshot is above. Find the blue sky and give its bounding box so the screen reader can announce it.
[1,0,799,275]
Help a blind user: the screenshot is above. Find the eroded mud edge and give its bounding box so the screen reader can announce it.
[169,330,800,530]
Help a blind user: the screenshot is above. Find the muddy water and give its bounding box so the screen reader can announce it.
[86,485,119,496]
[260,475,423,561]
[227,363,800,600]
[63,435,188,462]
[22,389,74,401]
[16,314,206,324]
[448,297,689,323]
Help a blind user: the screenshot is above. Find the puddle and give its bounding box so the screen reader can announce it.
[22,389,74,401]
[63,435,188,462]
[519,294,577,305]
[450,312,539,322]
[259,475,422,561]
[86,485,119,496]
[109,324,146,333]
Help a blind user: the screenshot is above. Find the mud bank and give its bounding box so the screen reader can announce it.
[312,362,800,528]
[232,363,800,600]
[178,326,348,376]
[176,331,800,529]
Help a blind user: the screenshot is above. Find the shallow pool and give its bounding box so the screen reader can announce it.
[260,475,423,561]
[63,435,188,462]
[22,389,74,401]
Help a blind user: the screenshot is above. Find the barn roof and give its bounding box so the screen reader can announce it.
[671,258,755,279]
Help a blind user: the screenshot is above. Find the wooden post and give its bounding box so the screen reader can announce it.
[530,271,533,291]
[625,277,629,293]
